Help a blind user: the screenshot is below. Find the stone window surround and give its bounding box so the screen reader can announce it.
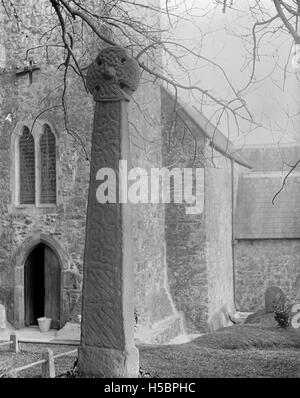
[10,119,59,212]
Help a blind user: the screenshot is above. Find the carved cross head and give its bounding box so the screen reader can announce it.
[86,46,141,102]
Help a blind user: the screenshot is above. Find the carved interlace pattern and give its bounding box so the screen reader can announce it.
[86,47,141,101]
[82,102,123,350]
[81,48,140,350]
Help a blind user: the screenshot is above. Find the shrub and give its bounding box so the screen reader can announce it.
[139,366,159,378]
[273,302,290,328]
[64,358,79,378]
[0,361,13,378]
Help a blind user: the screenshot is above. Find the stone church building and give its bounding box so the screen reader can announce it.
[0,1,299,344]
[234,144,300,313]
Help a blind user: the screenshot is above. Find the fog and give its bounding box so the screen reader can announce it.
[162,0,300,146]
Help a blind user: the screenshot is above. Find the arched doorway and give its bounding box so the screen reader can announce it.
[24,243,61,329]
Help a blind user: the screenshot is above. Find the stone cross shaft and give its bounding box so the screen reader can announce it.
[78,47,141,377]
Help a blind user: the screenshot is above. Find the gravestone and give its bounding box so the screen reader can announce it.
[0,304,6,329]
[78,47,141,377]
[265,286,286,313]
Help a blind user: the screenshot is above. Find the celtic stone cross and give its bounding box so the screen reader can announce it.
[78,47,141,377]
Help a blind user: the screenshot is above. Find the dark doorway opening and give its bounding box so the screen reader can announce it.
[24,243,61,329]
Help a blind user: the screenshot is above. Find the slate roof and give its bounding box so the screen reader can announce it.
[235,143,300,172]
[235,172,300,239]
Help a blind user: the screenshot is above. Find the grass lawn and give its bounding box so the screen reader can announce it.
[139,324,300,378]
[0,324,299,378]
[0,343,78,378]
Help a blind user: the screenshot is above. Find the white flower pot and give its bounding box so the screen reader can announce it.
[37,317,52,333]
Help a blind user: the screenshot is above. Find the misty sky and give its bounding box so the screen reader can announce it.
[161,0,300,146]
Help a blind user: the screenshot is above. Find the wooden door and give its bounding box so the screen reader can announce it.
[44,246,61,329]
[24,254,34,326]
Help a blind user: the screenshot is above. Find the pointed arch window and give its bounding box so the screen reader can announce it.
[40,124,56,204]
[13,121,58,209]
[19,126,35,205]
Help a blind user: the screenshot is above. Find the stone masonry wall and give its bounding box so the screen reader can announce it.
[235,240,300,311]
[204,146,241,331]
[205,164,235,330]
[161,87,243,332]
[129,84,176,330]
[0,0,176,335]
[0,1,93,325]
[233,144,300,313]
[161,88,207,332]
